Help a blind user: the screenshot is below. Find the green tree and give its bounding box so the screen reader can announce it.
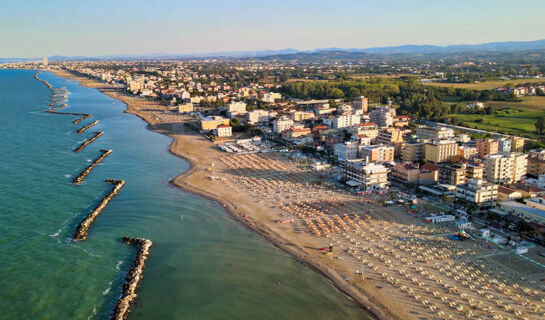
[535,116,545,134]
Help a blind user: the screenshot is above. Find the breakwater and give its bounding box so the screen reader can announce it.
[72,149,113,184]
[34,71,52,88]
[111,237,153,320]
[73,114,92,124]
[74,132,104,153]
[77,120,99,134]
[72,179,126,241]
[45,104,68,112]
[48,99,68,106]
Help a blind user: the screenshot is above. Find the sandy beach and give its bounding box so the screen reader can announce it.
[52,69,545,320]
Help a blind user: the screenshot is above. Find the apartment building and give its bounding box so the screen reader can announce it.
[458,146,478,159]
[352,96,369,113]
[484,153,528,184]
[424,140,458,163]
[476,138,499,158]
[334,142,359,161]
[376,127,404,145]
[344,160,389,190]
[290,110,315,121]
[227,101,247,114]
[333,114,360,129]
[455,179,498,204]
[369,106,395,127]
[359,144,395,163]
[214,124,232,137]
[355,123,379,142]
[393,162,438,185]
[200,116,230,131]
[273,117,294,133]
[401,142,425,162]
[415,126,455,140]
[247,110,270,124]
[438,164,467,186]
[528,149,545,176]
[467,163,484,180]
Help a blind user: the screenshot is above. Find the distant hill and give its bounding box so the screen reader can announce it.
[7,38,545,61]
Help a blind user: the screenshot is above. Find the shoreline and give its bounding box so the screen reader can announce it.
[50,69,394,320]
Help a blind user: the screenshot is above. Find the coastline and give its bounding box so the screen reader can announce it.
[50,69,397,320]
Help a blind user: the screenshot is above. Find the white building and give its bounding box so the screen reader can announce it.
[334,142,359,161]
[344,160,389,190]
[369,106,396,127]
[247,110,270,124]
[273,117,294,134]
[455,179,498,204]
[261,92,282,103]
[484,153,527,184]
[214,124,232,137]
[333,114,360,129]
[227,101,247,114]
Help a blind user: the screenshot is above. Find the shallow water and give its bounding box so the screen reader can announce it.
[0,69,370,320]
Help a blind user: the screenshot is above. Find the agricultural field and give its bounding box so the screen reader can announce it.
[423,79,545,90]
[449,107,545,137]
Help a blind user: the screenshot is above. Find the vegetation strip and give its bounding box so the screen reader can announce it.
[74,131,104,153]
[72,149,113,184]
[72,179,126,241]
[77,120,99,134]
[110,237,153,320]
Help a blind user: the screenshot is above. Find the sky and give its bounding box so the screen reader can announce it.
[1,0,545,58]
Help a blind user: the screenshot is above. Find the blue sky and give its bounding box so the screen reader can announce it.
[1,0,544,58]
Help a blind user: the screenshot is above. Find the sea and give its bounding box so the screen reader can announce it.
[0,69,370,320]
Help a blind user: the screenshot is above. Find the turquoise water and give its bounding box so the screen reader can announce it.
[0,69,370,320]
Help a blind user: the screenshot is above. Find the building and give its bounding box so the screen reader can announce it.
[467,163,484,180]
[416,126,455,140]
[260,92,282,103]
[455,179,498,204]
[528,149,545,176]
[333,114,360,129]
[337,104,353,115]
[376,127,404,145]
[497,186,522,202]
[355,123,379,142]
[177,103,194,113]
[334,142,359,161]
[458,146,478,159]
[476,138,499,158]
[424,140,458,163]
[484,153,527,184]
[438,164,467,186]
[247,110,270,124]
[214,124,232,137]
[525,197,545,211]
[510,136,525,153]
[344,160,389,190]
[352,96,369,112]
[42,56,48,66]
[359,144,395,163]
[369,106,395,127]
[273,117,294,134]
[200,116,230,131]
[498,201,545,224]
[401,142,425,162]
[393,162,437,185]
[227,101,247,114]
[497,137,512,153]
[290,110,315,121]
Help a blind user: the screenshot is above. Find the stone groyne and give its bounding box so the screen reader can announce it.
[72,179,126,241]
[74,132,105,153]
[48,99,68,106]
[34,71,52,88]
[72,149,113,184]
[77,120,99,134]
[111,237,153,320]
[73,114,92,124]
[45,104,68,112]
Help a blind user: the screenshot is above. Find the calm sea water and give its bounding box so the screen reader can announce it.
[0,70,370,320]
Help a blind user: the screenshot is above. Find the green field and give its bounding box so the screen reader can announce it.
[423,79,545,90]
[449,107,545,137]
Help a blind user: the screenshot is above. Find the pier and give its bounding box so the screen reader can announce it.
[111,237,153,320]
[77,120,99,134]
[74,132,104,153]
[72,179,126,241]
[72,149,113,184]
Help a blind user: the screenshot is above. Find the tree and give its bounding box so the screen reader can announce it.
[230,118,241,127]
[535,116,545,134]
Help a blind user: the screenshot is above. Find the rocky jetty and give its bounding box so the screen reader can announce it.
[34,71,52,88]
[73,114,92,124]
[111,237,153,320]
[45,104,68,112]
[72,179,125,241]
[74,132,104,153]
[72,149,113,184]
[77,120,99,134]
[48,99,68,106]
